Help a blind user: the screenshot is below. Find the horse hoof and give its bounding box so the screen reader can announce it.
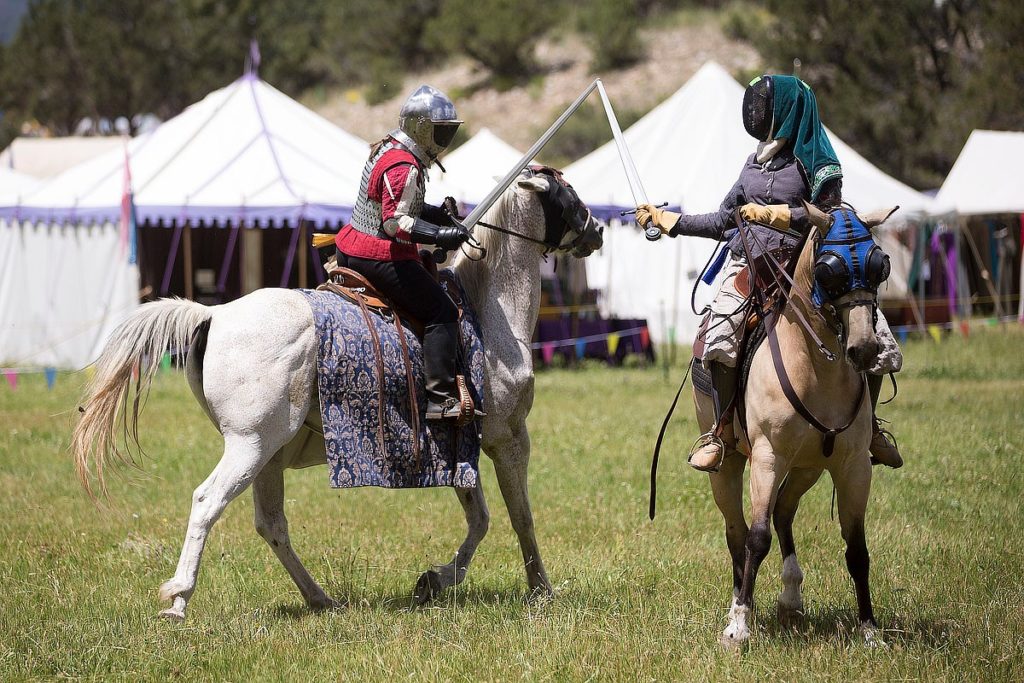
[413,570,443,605]
[719,630,747,652]
[158,607,185,622]
[158,594,187,621]
[721,603,750,650]
[776,600,805,627]
[309,595,343,612]
[525,585,554,606]
[859,622,887,648]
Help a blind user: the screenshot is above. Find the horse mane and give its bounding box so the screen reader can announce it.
[792,226,820,297]
[452,184,536,307]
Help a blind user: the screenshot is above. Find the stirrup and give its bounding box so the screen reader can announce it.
[688,431,725,473]
[425,375,485,427]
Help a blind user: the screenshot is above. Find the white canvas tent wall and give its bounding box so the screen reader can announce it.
[0,74,369,226]
[566,61,937,343]
[427,128,530,206]
[936,130,1024,215]
[0,73,369,369]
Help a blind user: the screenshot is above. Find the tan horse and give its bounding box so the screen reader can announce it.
[695,207,894,649]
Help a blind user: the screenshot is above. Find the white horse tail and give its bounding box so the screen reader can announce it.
[71,298,213,497]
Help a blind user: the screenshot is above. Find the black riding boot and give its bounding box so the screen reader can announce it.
[689,361,738,472]
[867,373,902,468]
[423,323,460,419]
[422,323,483,422]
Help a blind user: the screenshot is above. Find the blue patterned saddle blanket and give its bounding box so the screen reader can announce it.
[299,272,482,490]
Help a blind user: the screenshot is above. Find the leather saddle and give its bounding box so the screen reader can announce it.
[316,263,463,338]
[321,267,394,311]
[692,246,794,362]
[692,246,795,385]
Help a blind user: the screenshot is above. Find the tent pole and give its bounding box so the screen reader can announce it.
[1018,213,1024,322]
[217,223,240,300]
[280,219,301,288]
[298,221,308,289]
[310,241,325,285]
[960,215,1001,317]
[160,223,183,295]
[183,222,194,300]
[917,223,927,333]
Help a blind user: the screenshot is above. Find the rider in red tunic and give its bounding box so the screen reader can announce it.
[334,85,478,422]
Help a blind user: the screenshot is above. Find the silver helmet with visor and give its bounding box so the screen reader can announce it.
[395,84,462,164]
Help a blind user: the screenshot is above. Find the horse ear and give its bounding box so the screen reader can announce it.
[801,199,833,231]
[860,205,899,228]
[517,175,549,193]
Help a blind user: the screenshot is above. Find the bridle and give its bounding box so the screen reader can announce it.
[735,207,890,457]
[461,166,603,259]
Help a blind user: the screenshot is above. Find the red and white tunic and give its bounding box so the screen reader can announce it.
[335,137,428,262]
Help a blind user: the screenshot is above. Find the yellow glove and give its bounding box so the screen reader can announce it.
[634,204,681,236]
[740,203,791,230]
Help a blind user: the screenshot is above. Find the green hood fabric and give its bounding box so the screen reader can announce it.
[770,75,842,202]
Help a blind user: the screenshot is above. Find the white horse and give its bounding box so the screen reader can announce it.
[71,169,603,621]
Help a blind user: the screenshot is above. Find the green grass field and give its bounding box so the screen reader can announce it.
[2,327,1023,681]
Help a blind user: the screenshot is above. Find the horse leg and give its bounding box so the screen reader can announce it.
[709,453,748,604]
[834,459,882,646]
[252,455,338,611]
[772,467,824,624]
[721,443,782,650]
[158,435,275,621]
[490,425,552,601]
[413,480,490,604]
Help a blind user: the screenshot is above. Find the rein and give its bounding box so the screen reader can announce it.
[473,207,596,256]
[474,219,554,250]
[735,210,836,361]
[765,309,866,457]
[736,210,867,457]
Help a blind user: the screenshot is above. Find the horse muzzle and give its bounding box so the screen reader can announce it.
[840,295,879,372]
[569,217,604,258]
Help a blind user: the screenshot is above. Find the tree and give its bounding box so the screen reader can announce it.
[751,0,1024,189]
[0,0,332,139]
[426,0,555,86]
[580,0,643,71]
[319,0,444,104]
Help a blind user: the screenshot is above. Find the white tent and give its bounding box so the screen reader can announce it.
[0,136,126,179]
[936,130,1024,215]
[0,167,38,195]
[566,61,937,343]
[935,129,1024,320]
[427,128,528,206]
[0,74,369,226]
[0,74,369,369]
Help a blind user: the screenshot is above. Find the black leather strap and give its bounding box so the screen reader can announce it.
[765,311,865,457]
[648,360,692,520]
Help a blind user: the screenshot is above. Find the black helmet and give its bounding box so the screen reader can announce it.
[742,75,774,142]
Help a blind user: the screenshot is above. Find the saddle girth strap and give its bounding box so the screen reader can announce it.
[765,311,865,457]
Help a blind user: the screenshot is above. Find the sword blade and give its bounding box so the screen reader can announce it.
[596,80,649,206]
[462,79,601,230]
